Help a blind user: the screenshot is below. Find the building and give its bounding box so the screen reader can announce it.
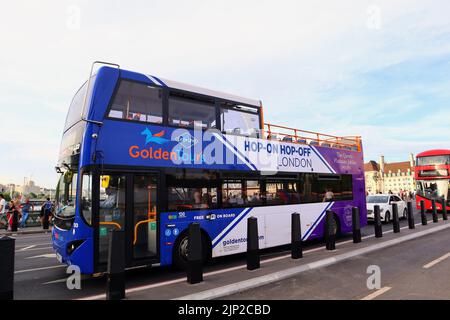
[364,154,416,195]
[16,179,41,196]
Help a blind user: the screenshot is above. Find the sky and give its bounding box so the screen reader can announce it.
[1,0,450,188]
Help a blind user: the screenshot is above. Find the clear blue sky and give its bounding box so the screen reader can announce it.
[2,0,450,188]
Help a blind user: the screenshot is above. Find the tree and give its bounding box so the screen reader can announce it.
[29,192,37,199]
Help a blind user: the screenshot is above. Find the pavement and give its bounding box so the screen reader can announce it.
[11,208,450,300]
[224,223,450,300]
[0,226,49,236]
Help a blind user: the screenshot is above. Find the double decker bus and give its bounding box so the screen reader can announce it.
[52,62,366,274]
[415,149,450,211]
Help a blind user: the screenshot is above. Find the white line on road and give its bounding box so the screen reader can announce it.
[25,253,56,259]
[18,245,36,251]
[42,278,68,285]
[16,246,53,253]
[361,287,392,300]
[423,252,450,269]
[15,265,65,274]
[16,242,52,248]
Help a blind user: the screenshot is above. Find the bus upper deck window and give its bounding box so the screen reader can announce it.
[108,81,163,124]
[220,104,260,138]
[168,94,216,129]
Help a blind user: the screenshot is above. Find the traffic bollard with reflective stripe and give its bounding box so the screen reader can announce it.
[247,217,260,270]
[374,205,383,238]
[420,200,427,225]
[392,203,400,233]
[291,213,303,259]
[352,207,361,244]
[407,201,415,229]
[441,198,448,221]
[107,230,125,300]
[432,199,438,223]
[0,236,15,300]
[325,210,336,250]
[187,222,203,284]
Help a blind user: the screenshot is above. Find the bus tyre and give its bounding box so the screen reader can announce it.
[172,231,210,270]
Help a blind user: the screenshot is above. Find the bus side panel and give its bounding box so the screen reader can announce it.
[159,208,250,266]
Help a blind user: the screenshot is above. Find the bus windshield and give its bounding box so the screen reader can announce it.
[417,155,450,166]
[55,172,78,217]
[416,180,450,201]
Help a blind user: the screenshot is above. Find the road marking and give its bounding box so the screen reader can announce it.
[361,287,392,300]
[25,253,57,259]
[16,246,53,253]
[42,278,68,285]
[77,218,437,300]
[18,245,36,251]
[16,242,52,248]
[15,265,65,274]
[423,252,450,269]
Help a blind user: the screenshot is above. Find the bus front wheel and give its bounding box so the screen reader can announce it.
[172,231,211,270]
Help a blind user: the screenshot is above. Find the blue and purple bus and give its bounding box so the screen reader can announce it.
[52,62,367,274]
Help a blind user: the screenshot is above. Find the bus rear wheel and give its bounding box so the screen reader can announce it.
[172,231,211,270]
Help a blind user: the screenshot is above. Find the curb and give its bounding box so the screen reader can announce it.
[1,229,50,236]
[174,222,450,300]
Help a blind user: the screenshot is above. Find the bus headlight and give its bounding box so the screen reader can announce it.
[67,240,85,255]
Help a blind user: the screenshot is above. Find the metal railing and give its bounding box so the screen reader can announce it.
[264,123,362,151]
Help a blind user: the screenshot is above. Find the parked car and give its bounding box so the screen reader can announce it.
[366,194,408,223]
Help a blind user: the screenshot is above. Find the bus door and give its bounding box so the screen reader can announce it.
[131,174,159,260]
[97,174,127,264]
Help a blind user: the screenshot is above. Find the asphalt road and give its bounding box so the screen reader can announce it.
[10,208,439,300]
[224,221,450,300]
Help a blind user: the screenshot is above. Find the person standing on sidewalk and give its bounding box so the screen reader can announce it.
[20,197,34,228]
[0,194,7,230]
[6,200,19,231]
[42,197,52,230]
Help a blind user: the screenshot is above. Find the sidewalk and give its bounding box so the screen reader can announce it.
[0,226,49,236]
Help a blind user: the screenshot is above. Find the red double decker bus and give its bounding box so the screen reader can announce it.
[415,149,450,211]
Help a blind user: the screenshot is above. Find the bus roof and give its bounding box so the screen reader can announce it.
[153,76,262,108]
[417,149,450,158]
[117,67,261,107]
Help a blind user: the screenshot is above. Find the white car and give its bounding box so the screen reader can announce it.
[366,194,408,223]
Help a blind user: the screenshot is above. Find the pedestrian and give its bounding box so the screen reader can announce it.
[42,197,52,230]
[0,193,7,230]
[20,197,34,228]
[6,200,19,232]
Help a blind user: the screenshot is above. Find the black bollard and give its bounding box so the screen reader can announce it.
[0,236,15,300]
[352,207,361,244]
[187,223,203,284]
[441,198,448,221]
[291,213,303,259]
[432,199,438,223]
[374,205,383,238]
[247,217,260,270]
[11,211,18,232]
[420,200,427,226]
[392,203,400,233]
[107,230,125,300]
[325,210,336,250]
[407,201,415,229]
